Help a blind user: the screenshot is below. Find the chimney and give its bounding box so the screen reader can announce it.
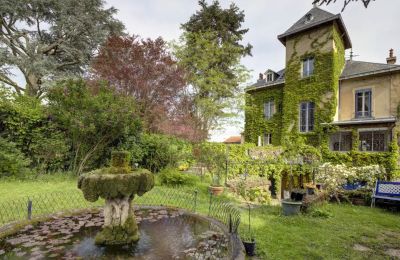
[387,49,397,65]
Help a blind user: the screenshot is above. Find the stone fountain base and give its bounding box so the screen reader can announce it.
[95,197,138,245]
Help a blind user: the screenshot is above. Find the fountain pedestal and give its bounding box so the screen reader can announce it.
[78,151,154,245]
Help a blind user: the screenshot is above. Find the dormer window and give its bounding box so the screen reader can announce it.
[266,72,274,82]
[305,13,313,24]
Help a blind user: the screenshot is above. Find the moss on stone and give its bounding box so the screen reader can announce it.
[78,169,154,202]
[111,151,131,169]
[94,215,139,245]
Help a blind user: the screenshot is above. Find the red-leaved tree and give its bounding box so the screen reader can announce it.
[90,35,205,141]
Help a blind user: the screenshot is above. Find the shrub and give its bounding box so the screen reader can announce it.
[158,168,199,186]
[138,134,192,173]
[0,87,69,172]
[0,137,31,177]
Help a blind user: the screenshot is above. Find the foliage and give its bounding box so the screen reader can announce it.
[313,0,375,12]
[316,163,385,198]
[194,142,227,186]
[158,168,200,187]
[0,0,124,97]
[0,137,31,177]
[175,0,251,137]
[90,35,201,140]
[321,139,398,177]
[244,88,283,145]
[0,86,68,172]
[47,79,141,175]
[231,176,272,204]
[132,134,192,173]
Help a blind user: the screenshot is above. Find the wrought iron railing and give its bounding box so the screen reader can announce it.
[0,186,241,235]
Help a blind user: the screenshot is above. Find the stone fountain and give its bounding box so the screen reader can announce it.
[77,151,154,245]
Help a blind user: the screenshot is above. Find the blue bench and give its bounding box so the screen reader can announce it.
[371,180,400,207]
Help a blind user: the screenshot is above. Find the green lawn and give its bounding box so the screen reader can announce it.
[1,177,399,259]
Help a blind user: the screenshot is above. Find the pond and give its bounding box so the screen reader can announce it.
[0,208,231,259]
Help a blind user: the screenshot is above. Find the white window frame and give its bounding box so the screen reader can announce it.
[299,102,314,133]
[355,88,372,118]
[302,57,314,78]
[266,72,274,82]
[264,100,275,119]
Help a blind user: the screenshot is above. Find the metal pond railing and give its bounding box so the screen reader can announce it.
[0,186,241,235]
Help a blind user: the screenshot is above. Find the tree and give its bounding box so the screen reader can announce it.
[90,35,203,140]
[0,0,124,97]
[47,79,141,175]
[0,86,68,172]
[313,0,375,11]
[175,0,251,137]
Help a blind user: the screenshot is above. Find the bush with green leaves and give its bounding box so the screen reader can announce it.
[158,168,199,186]
[0,137,31,177]
[0,86,68,172]
[47,79,142,175]
[131,134,192,173]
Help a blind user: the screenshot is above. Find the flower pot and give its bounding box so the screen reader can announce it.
[209,186,224,196]
[281,199,302,216]
[243,240,256,256]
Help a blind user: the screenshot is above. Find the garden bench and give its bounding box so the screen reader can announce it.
[371,180,400,207]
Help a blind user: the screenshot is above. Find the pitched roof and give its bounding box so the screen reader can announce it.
[278,7,352,49]
[340,60,400,79]
[246,69,285,92]
[223,136,241,144]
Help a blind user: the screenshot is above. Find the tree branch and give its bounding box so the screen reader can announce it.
[0,73,24,95]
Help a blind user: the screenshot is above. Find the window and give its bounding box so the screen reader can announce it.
[264,101,275,119]
[355,89,372,118]
[359,130,388,151]
[299,102,314,132]
[330,132,352,151]
[266,72,274,82]
[263,133,272,145]
[302,57,314,77]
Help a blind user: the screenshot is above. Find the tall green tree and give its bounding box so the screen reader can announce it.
[175,0,251,138]
[0,0,124,97]
[47,79,141,175]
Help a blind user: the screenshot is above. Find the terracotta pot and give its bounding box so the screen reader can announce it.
[209,186,224,196]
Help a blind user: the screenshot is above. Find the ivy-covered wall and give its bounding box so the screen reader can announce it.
[281,24,345,146]
[244,86,283,145]
[244,23,399,176]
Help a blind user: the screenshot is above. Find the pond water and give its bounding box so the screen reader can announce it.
[0,208,230,259]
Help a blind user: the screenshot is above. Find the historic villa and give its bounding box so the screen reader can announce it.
[245,7,400,154]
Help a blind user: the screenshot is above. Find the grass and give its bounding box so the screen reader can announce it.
[1,175,400,259]
[239,203,400,259]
